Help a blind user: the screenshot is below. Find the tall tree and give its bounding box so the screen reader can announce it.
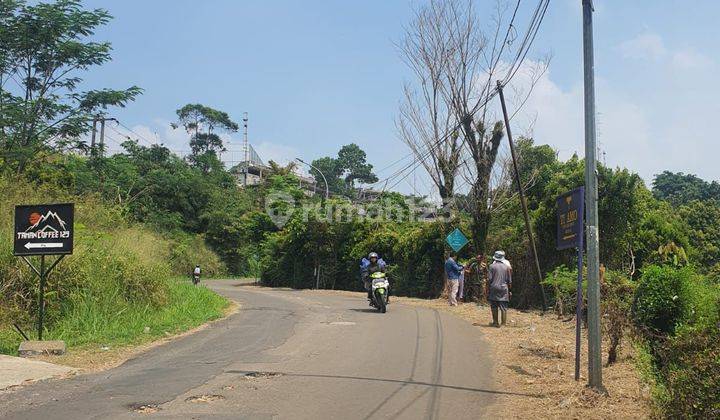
[310,144,378,197]
[173,103,239,173]
[337,143,378,188]
[0,0,142,173]
[397,1,461,200]
[398,0,547,255]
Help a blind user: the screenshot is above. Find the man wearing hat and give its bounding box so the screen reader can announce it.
[487,250,512,327]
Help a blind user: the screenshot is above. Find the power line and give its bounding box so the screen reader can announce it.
[114,121,157,147]
[382,1,550,195]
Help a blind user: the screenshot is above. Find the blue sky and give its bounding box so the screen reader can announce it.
[82,0,720,197]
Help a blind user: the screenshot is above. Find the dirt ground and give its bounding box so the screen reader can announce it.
[392,296,651,419]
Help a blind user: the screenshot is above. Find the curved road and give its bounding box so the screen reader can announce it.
[0,281,502,419]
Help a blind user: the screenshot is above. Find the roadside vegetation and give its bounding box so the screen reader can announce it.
[0,1,717,417]
[0,177,228,355]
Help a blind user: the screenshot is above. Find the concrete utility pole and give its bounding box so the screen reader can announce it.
[582,0,603,389]
[243,112,249,186]
[90,116,98,155]
[89,115,116,157]
[496,80,547,312]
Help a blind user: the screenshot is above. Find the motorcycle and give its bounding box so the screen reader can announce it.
[369,271,390,313]
[192,274,200,286]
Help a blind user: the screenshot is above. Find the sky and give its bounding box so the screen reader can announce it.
[80,0,720,198]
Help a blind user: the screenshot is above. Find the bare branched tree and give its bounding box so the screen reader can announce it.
[398,0,548,255]
[397,1,461,201]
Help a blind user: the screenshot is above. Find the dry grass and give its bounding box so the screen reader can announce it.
[392,296,651,419]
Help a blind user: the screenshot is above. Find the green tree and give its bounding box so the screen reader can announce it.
[679,200,720,270]
[337,143,378,188]
[0,0,141,173]
[309,156,345,195]
[652,171,720,206]
[173,103,239,173]
[265,160,298,177]
[309,144,378,197]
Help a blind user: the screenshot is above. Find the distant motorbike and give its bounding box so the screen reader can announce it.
[192,274,200,286]
[369,271,390,313]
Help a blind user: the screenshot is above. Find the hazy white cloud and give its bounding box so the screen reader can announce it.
[619,32,667,60]
[252,141,300,166]
[619,31,713,72]
[671,49,712,70]
[507,61,658,181]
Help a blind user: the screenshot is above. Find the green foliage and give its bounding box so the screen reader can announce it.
[654,326,720,419]
[0,176,227,350]
[632,265,720,418]
[652,171,720,206]
[632,266,695,335]
[0,0,141,173]
[541,265,585,316]
[601,269,637,365]
[310,143,378,197]
[337,143,379,188]
[173,103,239,173]
[679,200,720,270]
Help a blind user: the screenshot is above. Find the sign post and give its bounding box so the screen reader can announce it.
[14,203,74,341]
[556,188,585,381]
[446,228,469,252]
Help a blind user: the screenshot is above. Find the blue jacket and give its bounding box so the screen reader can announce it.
[360,258,386,279]
[444,258,464,280]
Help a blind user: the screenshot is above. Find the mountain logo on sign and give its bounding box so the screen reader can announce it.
[25,211,68,233]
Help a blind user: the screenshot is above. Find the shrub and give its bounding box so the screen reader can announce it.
[541,265,585,317]
[654,326,720,419]
[601,268,636,365]
[632,265,694,335]
[631,265,720,418]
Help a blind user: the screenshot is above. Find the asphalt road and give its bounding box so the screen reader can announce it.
[0,281,502,419]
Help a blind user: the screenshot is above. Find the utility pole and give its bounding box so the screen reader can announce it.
[89,115,116,157]
[90,116,98,156]
[99,119,106,157]
[243,112,249,186]
[582,0,603,390]
[496,80,547,312]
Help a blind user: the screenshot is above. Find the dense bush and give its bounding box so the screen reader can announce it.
[600,268,636,365]
[541,265,585,317]
[0,176,227,347]
[631,265,720,418]
[259,205,449,298]
[632,265,695,335]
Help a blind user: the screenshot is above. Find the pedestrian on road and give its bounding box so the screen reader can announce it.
[444,252,464,306]
[487,251,512,327]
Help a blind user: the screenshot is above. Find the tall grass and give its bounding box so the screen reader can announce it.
[0,177,228,355]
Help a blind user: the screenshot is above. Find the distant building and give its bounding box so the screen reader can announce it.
[229,144,317,195]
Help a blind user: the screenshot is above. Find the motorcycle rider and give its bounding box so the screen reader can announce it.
[361,252,388,305]
[193,264,201,284]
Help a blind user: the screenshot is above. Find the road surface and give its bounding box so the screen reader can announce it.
[0,281,504,419]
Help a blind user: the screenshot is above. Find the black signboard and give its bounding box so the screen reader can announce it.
[14,203,74,256]
[556,188,584,250]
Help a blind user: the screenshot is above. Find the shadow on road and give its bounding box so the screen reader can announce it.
[347,308,381,313]
[224,370,543,398]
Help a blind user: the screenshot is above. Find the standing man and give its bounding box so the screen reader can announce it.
[444,252,464,306]
[487,251,512,327]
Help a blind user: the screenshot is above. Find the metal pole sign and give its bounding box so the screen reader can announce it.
[556,187,585,381]
[13,203,74,340]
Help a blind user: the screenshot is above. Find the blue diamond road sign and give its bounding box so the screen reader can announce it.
[446,228,469,252]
